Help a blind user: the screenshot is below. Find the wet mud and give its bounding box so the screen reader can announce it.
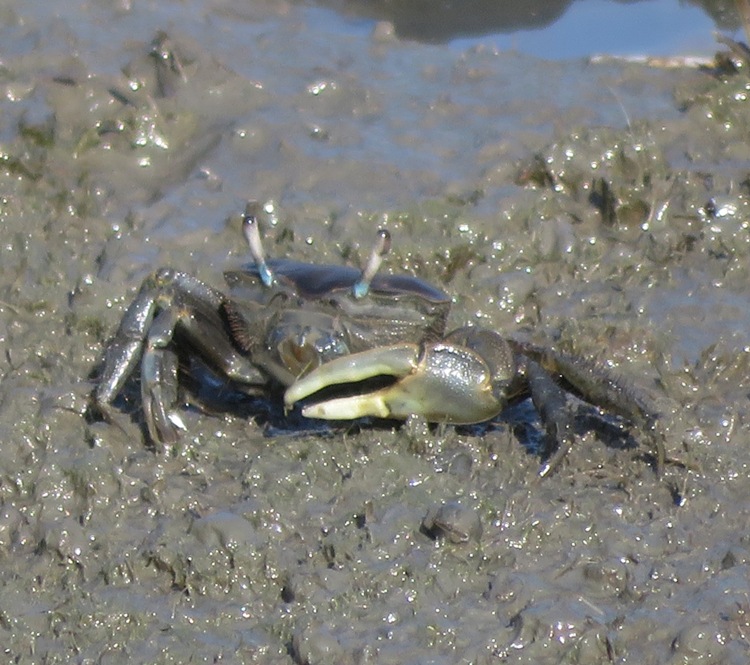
[3,1,750,663]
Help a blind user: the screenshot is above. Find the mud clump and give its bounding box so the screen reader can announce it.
[2,9,750,665]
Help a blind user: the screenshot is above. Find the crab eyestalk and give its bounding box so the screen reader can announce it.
[243,201,275,287]
[352,229,391,299]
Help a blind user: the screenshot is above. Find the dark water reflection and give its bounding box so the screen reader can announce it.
[6,0,750,661]
[314,0,743,52]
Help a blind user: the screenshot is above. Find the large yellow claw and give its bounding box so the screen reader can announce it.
[284,341,504,424]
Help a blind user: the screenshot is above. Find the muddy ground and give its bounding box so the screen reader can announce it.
[3,1,750,663]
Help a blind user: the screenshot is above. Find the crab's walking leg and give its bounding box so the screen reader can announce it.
[141,307,184,443]
[525,359,576,478]
[94,268,267,444]
[516,342,666,474]
[95,278,161,410]
[95,269,224,410]
[551,353,665,473]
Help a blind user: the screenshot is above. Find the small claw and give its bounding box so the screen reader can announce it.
[284,342,503,424]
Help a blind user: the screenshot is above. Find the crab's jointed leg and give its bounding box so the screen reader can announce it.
[94,268,266,444]
[140,306,185,443]
[516,342,666,474]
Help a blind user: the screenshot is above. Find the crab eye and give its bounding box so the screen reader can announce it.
[353,228,391,299]
[243,201,275,287]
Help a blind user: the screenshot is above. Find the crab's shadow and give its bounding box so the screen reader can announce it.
[92,355,641,460]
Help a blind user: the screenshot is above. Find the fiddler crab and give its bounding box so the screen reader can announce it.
[93,202,665,476]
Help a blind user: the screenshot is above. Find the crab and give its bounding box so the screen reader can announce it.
[93,202,665,476]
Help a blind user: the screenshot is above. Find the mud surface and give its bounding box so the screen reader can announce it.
[3,1,750,663]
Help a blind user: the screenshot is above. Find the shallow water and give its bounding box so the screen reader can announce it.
[3,1,750,663]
